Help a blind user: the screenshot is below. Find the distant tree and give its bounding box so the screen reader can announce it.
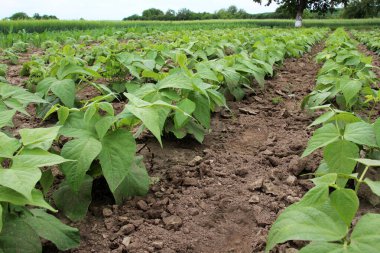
[343,0,380,18]
[227,5,238,15]
[33,13,41,20]
[142,8,164,20]
[9,12,30,20]
[177,8,193,20]
[253,0,349,27]
[165,9,176,20]
[123,14,142,21]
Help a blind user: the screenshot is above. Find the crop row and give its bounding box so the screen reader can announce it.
[0,28,326,251]
[352,29,380,55]
[266,28,380,252]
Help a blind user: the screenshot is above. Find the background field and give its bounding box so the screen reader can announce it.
[1,18,380,34]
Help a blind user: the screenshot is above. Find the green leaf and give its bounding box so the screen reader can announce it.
[50,79,76,108]
[124,94,166,146]
[190,92,210,129]
[0,187,55,211]
[53,176,93,221]
[330,189,359,226]
[311,173,337,186]
[309,111,335,127]
[174,99,196,129]
[344,122,377,147]
[0,109,16,128]
[323,140,359,187]
[354,158,380,167]
[12,149,69,168]
[266,185,348,253]
[0,166,41,200]
[61,138,102,192]
[300,242,347,253]
[374,118,380,147]
[157,71,193,90]
[40,170,54,196]
[19,126,61,150]
[112,156,150,204]
[95,116,115,139]
[0,214,42,253]
[0,132,20,158]
[364,178,380,197]
[59,111,98,138]
[0,205,2,232]
[57,106,70,125]
[195,62,219,82]
[98,129,137,201]
[349,214,380,252]
[302,124,341,157]
[23,209,80,251]
[341,80,362,105]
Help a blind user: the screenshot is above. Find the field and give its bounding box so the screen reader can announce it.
[1,21,380,253]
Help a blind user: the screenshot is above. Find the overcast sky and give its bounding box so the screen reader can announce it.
[1,0,278,20]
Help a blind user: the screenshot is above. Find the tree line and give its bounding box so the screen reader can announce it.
[5,12,58,20]
[124,3,379,21]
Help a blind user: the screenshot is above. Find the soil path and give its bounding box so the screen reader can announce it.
[71,43,325,253]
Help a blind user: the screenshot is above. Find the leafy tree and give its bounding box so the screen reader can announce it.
[343,0,380,18]
[253,0,349,26]
[177,8,193,20]
[9,12,30,20]
[142,8,164,20]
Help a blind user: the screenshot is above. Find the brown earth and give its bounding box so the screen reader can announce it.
[65,44,325,253]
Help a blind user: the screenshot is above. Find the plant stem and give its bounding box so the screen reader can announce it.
[355,165,370,193]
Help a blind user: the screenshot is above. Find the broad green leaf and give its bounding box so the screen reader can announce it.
[190,93,210,129]
[0,166,40,199]
[354,158,380,167]
[0,205,2,232]
[300,242,347,253]
[40,170,54,196]
[157,71,193,90]
[59,111,98,138]
[19,126,61,150]
[344,122,377,147]
[374,118,380,147]
[50,79,76,108]
[113,156,150,204]
[125,94,165,145]
[364,178,380,196]
[12,149,69,168]
[174,99,196,129]
[323,140,359,187]
[0,187,55,211]
[266,185,348,253]
[309,111,335,127]
[61,138,102,192]
[53,176,93,221]
[349,214,380,252]
[57,106,70,125]
[95,116,115,139]
[330,189,359,226]
[341,80,362,104]
[0,132,20,158]
[0,109,15,128]
[0,214,41,253]
[311,173,337,186]
[23,209,80,251]
[302,124,341,157]
[56,63,99,80]
[99,129,136,200]
[195,62,219,82]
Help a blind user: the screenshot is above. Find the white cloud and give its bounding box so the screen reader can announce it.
[0,0,278,20]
